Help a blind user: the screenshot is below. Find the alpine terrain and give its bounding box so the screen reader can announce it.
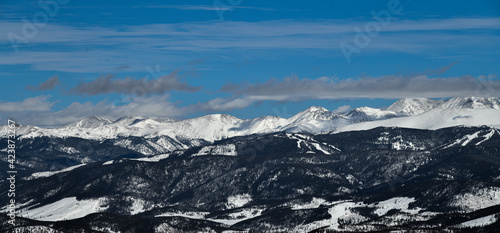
[1,97,500,232]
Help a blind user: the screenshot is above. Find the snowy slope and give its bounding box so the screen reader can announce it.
[19,197,108,221]
[437,97,500,109]
[28,164,86,180]
[335,108,500,133]
[388,97,500,115]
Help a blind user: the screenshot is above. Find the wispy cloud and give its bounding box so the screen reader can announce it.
[0,17,498,73]
[221,74,500,101]
[137,4,274,11]
[177,73,500,114]
[0,94,301,126]
[4,72,500,126]
[68,71,201,96]
[408,61,459,77]
[115,65,130,70]
[26,75,60,91]
[0,95,188,126]
[0,95,54,112]
[0,94,259,126]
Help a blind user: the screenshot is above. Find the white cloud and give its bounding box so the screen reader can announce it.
[137,5,273,12]
[0,95,190,126]
[0,95,261,127]
[0,95,54,112]
[222,74,500,101]
[196,97,255,112]
[332,105,351,113]
[3,72,500,127]
[0,18,499,73]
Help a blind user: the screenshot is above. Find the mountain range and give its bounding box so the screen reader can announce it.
[3,97,500,143]
[1,97,500,232]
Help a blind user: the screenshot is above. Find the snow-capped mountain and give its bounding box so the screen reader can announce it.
[336,97,500,133]
[2,97,499,177]
[336,108,500,133]
[65,116,113,129]
[388,97,500,115]
[287,106,335,121]
[1,97,500,232]
[2,97,500,143]
[387,98,440,115]
[437,96,500,109]
[346,106,401,122]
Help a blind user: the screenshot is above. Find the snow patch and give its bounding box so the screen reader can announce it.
[371,197,417,216]
[291,197,341,210]
[460,131,481,146]
[56,146,79,154]
[131,153,170,162]
[102,160,114,165]
[451,187,500,212]
[294,201,366,231]
[155,211,208,219]
[458,214,498,228]
[28,164,86,179]
[287,133,340,153]
[20,197,107,221]
[476,129,497,145]
[209,207,265,225]
[226,194,252,209]
[130,198,146,215]
[311,142,331,155]
[392,141,425,151]
[193,144,237,156]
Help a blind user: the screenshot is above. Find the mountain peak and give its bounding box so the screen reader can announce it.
[194,113,241,123]
[7,97,500,141]
[65,116,112,128]
[387,98,439,115]
[345,107,399,122]
[288,106,335,122]
[387,97,500,116]
[439,97,500,109]
[305,106,329,112]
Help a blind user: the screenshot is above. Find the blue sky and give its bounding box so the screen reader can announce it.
[1,0,500,126]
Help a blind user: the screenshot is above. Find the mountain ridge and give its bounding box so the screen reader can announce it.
[2,97,500,142]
